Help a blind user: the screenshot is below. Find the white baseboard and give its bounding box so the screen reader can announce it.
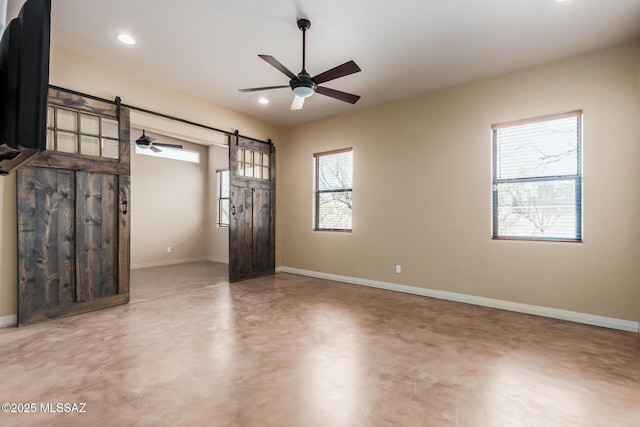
[0,314,17,328]
[207,256,229,264]
[131,256,208,270]
[279,267,640,333]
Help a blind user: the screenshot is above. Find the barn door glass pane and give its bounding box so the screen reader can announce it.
[47,106,54,127]
[102,139,119,159]
[46,129,55,151]
[245,164,254,178]
[57,132,78,154]
[80,136,100,156]
[57,109,77,131]
[101,119,119,138]
[81,114,100,135]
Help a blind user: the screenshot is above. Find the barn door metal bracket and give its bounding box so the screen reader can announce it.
[114,96,122,120]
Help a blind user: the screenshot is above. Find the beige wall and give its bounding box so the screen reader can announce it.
[131,130,209,268]
[207,145,230,263]
[279,42,640,322]
[0,45,282,318]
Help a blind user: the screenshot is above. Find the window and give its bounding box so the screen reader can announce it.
[492,111,582,241]
[135,144,200,163]
[46,105,120,159]
[217,169,230,227]
[314,148,353,231]
[236,147,270,180]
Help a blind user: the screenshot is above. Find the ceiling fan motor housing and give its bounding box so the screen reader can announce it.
[290,71,317,97]
[135,133,154,148]
[297,19,311,31]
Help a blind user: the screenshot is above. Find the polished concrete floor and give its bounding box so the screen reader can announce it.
[0,261,639,427]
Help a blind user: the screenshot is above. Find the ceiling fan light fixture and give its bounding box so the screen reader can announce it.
[292,86,315,98]
[290,72,317,98]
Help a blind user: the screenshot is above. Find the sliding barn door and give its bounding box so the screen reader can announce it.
[228,134,275,282]
[16,88,130,326]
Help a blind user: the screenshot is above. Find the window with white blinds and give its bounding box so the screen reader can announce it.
[314,148,353,231]
[217,169,230,227]
[492,111,582,241]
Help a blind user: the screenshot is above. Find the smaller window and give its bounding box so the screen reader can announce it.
[314,148,353,232]
[217,169,230,227]
[134,144,200,163]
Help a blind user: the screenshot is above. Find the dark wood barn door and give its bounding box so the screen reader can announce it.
[16,88,130,326]
[228,134,275,282]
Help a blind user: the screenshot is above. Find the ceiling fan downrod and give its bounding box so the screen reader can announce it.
[297,19,311,72]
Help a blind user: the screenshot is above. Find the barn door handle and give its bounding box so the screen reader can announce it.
[231,205,236,216]
[120,199,128,215]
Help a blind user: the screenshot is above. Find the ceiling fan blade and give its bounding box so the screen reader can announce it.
[150,145,162,153]
[312,60,361,85]
[239,85,289,93]
[291,95,305,110]
[154,143,183,149]
[316,86,361,104]
[258,55,298,80]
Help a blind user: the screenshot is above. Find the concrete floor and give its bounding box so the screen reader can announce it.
[0,261,639,426]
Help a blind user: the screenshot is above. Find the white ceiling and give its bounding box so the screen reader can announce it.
[12,0,640,127]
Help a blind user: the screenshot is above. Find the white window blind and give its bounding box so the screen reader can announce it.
[492,111,582,241]
[217,169,229,227]
[314,148,353,231]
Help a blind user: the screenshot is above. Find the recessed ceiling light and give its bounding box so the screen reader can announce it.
[116,33,137,45]
[258,97,269,105]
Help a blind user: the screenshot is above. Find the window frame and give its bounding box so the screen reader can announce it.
[314,147,353,232]
[235,147,270,180]
[492,110,583,242]
[47,105,120,160]
[217,168,230,228]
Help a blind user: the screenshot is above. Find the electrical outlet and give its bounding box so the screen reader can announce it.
[167,246,172,253]
[395,264,401,273]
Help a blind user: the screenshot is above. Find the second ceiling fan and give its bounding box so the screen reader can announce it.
[135,130,183,152]
[240,19,361,110]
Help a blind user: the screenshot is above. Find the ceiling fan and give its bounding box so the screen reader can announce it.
[239,19,361,110]
[135,130,183,152]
